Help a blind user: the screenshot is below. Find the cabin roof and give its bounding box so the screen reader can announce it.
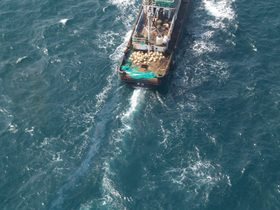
[143,0,178,8]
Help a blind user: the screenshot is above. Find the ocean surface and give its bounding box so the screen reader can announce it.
[1,0,280,209]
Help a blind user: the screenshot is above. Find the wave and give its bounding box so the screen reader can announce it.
[191,0,237,55]
[109,30,132,62]
[164,147,231,208]
[0,95,14,135]
[50,28,134,210]
[203,0,236,21]
[52,0,237,208]
[16,56,28,64]
[94,29,132,115]
[108,0,136,9]
[77,88,145,209]
[121,89,144,130]
[158,2,237,207]
[99,88,145,207]
[173,0,237,89]
[108,0,139,30]
[59,19,68,26]
[51,0,141,204]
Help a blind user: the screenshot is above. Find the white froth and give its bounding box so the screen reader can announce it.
[16,56,27,64]
[251,43,257,52]
[109,30,132,61]
[108,0,138,29]
[59,19,68,25]
[43,48,49,55]
[24,127,34,136]
[203,0,236,20]
[96,31,120,52]
[156,91,169,109]
[95,30,133,113]
[165,147,232,206]
[52,29,134,208]
[52,152,63,162]
[190,0,237,57]
[100,161,124,207]
[122,89,143,122]
[109,0,136,8]
[193,40,219,54]
[8,123,18,133]
[159,119,171,147]
[94,73,115,113]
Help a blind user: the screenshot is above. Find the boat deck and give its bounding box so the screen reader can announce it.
[124,50,171,77]
[118,0,192,88]
[136,11,173,45]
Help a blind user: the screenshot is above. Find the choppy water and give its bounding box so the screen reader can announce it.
[1,0,280,209]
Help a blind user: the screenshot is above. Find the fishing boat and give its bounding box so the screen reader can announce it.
[118,0,192,89]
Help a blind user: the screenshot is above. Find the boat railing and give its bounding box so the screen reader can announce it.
[143,0,178,8]
[136,9,145,33]
[133,36,148,44]
[168,15,175,37]
[167,0,181,37]
[143,0,155,6]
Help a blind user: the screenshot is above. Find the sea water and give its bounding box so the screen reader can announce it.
[1,0,280,209]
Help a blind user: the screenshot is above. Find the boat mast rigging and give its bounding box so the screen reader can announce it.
[148,6,152,51]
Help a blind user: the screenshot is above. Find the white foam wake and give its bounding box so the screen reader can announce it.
[108,0,136,8]
[191,0,237,55]
[107,0,139,30]
[51,19,135,210]
[177,0,237,87]
[123,89,143,120]
[79,1,143,208]
[94,29,132,114]
[203,0,236,21]
[99,89,145,207]
[109,30,132,61]
[165,147,231,206]
[120,89,144,131]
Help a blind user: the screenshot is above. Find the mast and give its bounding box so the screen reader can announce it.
[148,6,152,51]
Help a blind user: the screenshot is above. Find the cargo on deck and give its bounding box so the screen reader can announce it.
[118,0,192,88]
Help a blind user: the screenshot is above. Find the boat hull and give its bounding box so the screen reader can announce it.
[118,65,171,89]
[118,0,192,89]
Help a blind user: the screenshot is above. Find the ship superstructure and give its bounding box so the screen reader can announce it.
[133,0,181,53]
[118,0,191,88]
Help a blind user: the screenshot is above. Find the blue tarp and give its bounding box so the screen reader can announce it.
[121,66,156,79]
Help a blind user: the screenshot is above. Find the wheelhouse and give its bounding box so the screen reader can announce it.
[133,0,181,53]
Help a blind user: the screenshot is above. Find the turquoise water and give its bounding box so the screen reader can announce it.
[1,0,280,209]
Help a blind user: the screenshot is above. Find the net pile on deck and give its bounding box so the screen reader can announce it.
[120,51,166,79]
[129,51,165,66]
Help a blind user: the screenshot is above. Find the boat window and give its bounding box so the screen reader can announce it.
[164,9,168,18]
[158,8,164,19]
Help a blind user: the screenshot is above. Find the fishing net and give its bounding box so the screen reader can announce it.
[121,65,156,79]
